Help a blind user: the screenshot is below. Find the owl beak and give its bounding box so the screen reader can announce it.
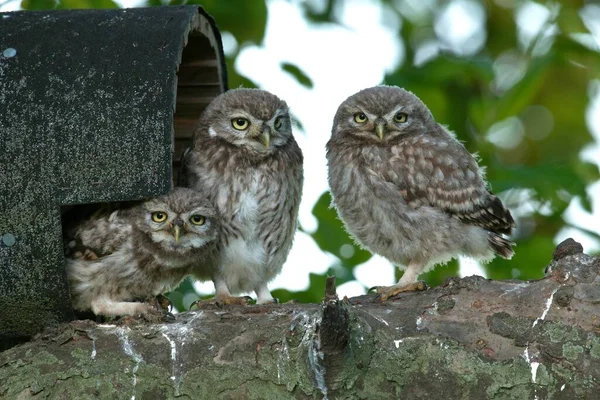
[173,225,181,243]
[259,129,271,148]
[375,123,385,140]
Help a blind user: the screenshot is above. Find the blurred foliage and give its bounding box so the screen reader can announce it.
[20,0,600,307]
[21,0,118,8]
[281,62,314,88]
[180,0,266,88]
[301,0,600,298]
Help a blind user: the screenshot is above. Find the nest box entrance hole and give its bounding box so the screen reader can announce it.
[172,32,226,185]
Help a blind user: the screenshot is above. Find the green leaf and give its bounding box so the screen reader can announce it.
[21,0,58,9]
[310,192,372,269]
[300,0,336,24]
[490,162,590,207]
[58,0,119,8]
[167,277,198,312]
[225,56,258,90]
[185,0,267,45]
[281,62,314,88]
[491,57,553,123]
[418,259,459,288]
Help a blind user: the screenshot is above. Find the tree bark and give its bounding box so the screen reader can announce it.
[1,239,599,399]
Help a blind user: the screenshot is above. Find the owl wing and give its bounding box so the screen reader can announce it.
[387,132,514,234]
[64,206,132,261]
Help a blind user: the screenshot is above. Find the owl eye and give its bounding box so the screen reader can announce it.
[189,215,206,226]
[394,112,408,123]
[232,118,250,130]
[151,211,168,223]
[274,116,283,130]
[354,113,367,123]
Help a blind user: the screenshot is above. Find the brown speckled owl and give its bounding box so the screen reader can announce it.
[326,86,514,301]
[64,187,218,320]
[184,88,303,305]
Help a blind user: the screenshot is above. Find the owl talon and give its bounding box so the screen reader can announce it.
[162,311,176,323]
[139,307,175,324]
[375,281,428,302]
[145,294,173,312]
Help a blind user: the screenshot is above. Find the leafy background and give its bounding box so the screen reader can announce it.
[8,0,600,309]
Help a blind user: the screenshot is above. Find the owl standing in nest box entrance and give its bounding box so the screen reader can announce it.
[64,187,218,321]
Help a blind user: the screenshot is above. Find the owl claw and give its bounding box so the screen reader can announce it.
[374,281,428,302]
[144,294,173,312]
[139,307,175,324]
[162,311,176,323]
[136,296,176,323]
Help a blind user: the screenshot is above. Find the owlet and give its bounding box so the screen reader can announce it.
[184,88,303,305]
[326,86,514,301]
[64,187,218,320]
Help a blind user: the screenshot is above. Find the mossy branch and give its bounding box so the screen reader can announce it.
[1,239,599,399]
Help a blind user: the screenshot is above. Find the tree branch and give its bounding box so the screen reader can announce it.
[1,239,599,399]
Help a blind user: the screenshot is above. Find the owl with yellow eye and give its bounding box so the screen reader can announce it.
[327,86,514,301]
[63,187,219,321]
[184,88,303,305]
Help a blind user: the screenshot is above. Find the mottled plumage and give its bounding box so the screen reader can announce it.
[326,86,514,299]
[64,187,218,319]
[184,88,303,304]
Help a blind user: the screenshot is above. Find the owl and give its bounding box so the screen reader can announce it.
[64,187,218,320]
[326,86,514,301]
[184,88,303,305]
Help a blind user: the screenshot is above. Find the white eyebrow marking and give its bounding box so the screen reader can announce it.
[208,127,217,137]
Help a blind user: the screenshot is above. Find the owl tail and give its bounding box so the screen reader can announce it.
[488,233,515,259]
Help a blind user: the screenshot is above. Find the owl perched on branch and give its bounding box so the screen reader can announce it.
[64,187,218,320]
[326,86,514,301]
[184,88,303,305]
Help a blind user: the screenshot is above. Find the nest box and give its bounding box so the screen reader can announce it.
[0,6,227,345]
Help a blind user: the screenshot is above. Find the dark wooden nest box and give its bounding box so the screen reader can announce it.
[0,6,228,346]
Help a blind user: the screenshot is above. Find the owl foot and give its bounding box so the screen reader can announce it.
[373,281,428,302]
[216,295,253,307]
[191,295,253,309]
[139,306,176,323]
[114,306,175,325]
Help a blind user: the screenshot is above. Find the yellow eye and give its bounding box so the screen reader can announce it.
[189,215,206,226]
[151,211,168,223]
[274,116,283,130]
[354,113,367,123]
[394,112,408,123]
[232,118,250,130]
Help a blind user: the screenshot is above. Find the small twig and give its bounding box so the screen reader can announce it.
[324,275,338,302]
